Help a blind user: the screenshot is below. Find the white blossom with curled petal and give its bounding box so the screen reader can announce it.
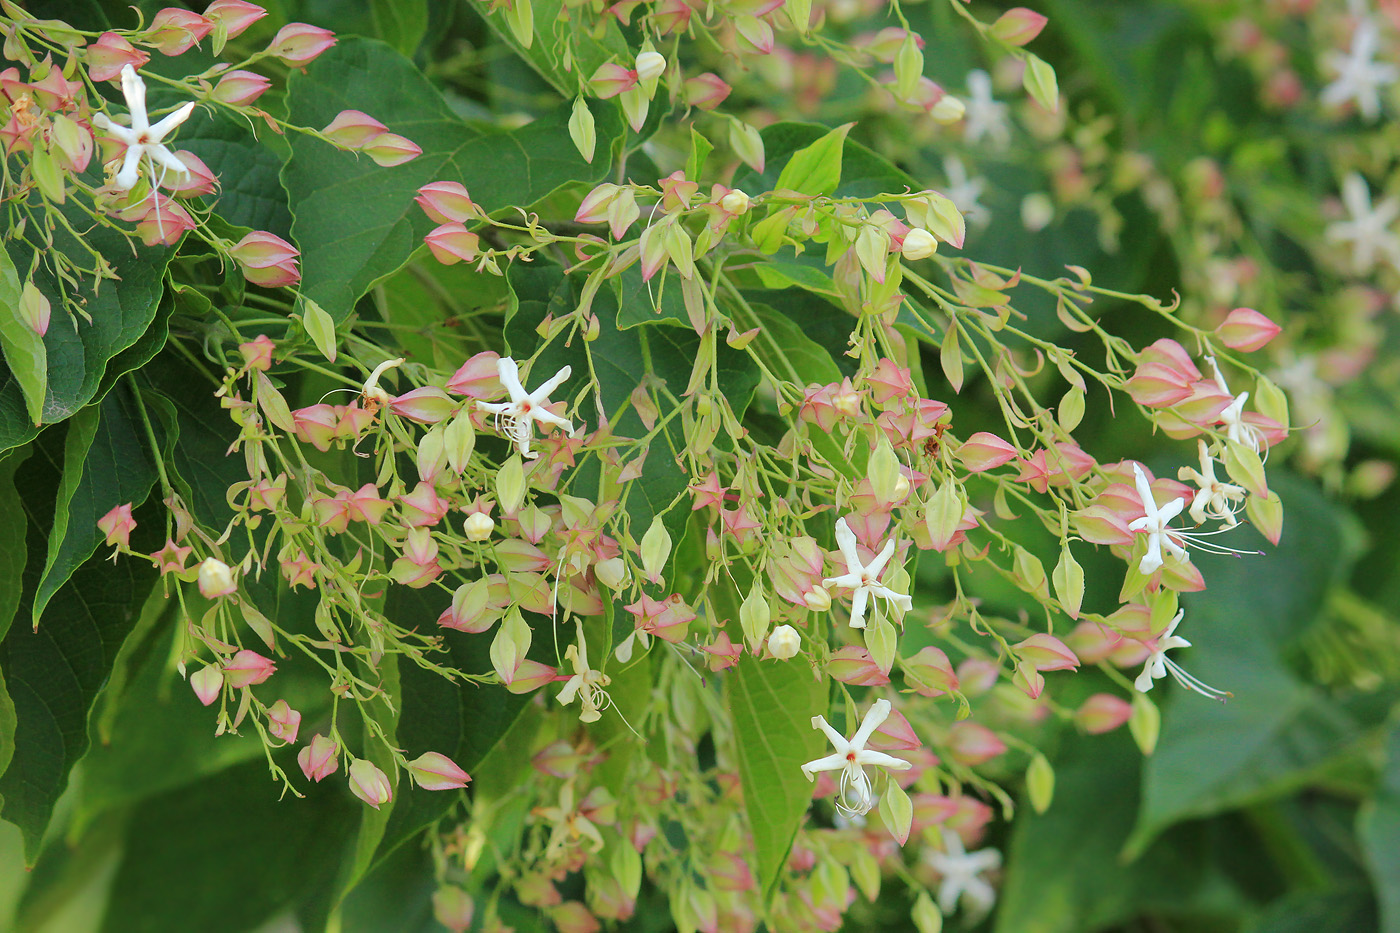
[477,356,576,460]
[924,829,1002,918]
[1178,439,1245,526]
[822,517,912,629]
[1134,609,1230,700]
[801,698,912,817]
[557,622,610,723]
[1320,19,1398,122]
[1206,356,1265,453]
[1128,463,1186,575]
[92,64,195,191]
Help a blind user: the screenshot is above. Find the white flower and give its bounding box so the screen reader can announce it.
[801,697,912,816]
[1134,609,1230,700]
[1178,439,1245,526]
[1127,463,1186,575]
[1320,20,1398,122]
[767,624,801,660]
[92,64,196,191]
[635,50,666,82]
[924,830,1001,918]
[557,623,611,722]
[943,155,989,228]
[477,356,576,460]
[822,517,912,629]
[962,70,1010,149]
[1325,172,1400,274]
[1206,356,1265,453]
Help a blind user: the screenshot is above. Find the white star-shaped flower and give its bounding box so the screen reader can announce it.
[478,356,576,460]
[1320,20,1398,122]
[1128,463,1186,575]
[557,623,610,723]
[943,155,990,228]
[823,517,912,629]
[1134,609,1230,699]
[962,70,1011,149]
[801,698,913,817]
[1178,439,1245,526]
[1205,356,1265,453]
[92,64,195,191]
[1325,172,1400,274]
[925,830,1002,918]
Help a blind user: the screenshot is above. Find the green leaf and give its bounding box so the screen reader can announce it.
[144,355,244,528]
[283,38,622,322]
[1125,473,1360,857]
[0,437,162,858]
[1023,52,1060,112]
[470,0,630,96]
[302,297,339,363]
[686,127,713,183]
[372,0,428,55]
[32,385,163,627]
[728,655,825,902]
[0,248,45,427]
[0,446,31,644]
[180,110,293,239]
[734,122,916,199]
[0,218,170,454]
[1360,718,1400,933]
[773,122,851,197]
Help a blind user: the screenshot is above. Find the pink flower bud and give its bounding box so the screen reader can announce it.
[826,646,891,685]
[574,182,619,225]
[204,0,268,39]
[446,350,503,397]
[1070,504,1133,546]
[190,663,223,706]
[88,32,149,82]
[590,62,638,99]
[1015,633,1080,671]
[211,69,271,106]
[653,0,693,34]
[399,480,451,526]
[904,646,959,697]
[1216,307,1281,352]
[224,648,275,688]
[957,658,1000,696]
[230,231,301,287]
[1074,693,1132,734]
[321,109,387,149]
[433,887,475,933]
[552,903,600,933]
[148,8,215,56]
[683,72,731,110]
[238,334,275,371]
[989,7,1048,46]
[870,707,921,750]
[1064,621,1124,664]
[292,403,338,452]
[267,699,301,743]
[407,751,471,790]
[389,386,457,424]
[955,431,1017,471]
[1125,361,1193,408]
[266,23,337,67]
[363,132,422,167]
[424,223,480,265]
[947,721,1007,766]
[1139,338,1201,381]
[1013,659,1045,699]
[503,658,561,694]
[298,734,340,781]
[416,181,480,223]
[98,502,136,547]
[734,14,774,54]
[166,150,218,196]
[197,557,237,598]
[348,757,394,809]
[133,198,197,247]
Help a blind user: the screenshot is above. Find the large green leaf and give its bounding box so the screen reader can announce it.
[181,110,294,240]
[1359,718,1400,933]
[727,655,826,903]
[0,447,31,644]
[1125,473,1360,857]
[734,121,917,200]
[0,220,170,454]
[372,0,428,56]
[143,355,244,528]
[0,437,162,858]
[31,384,164,627]
[283,37,622,322]
[0,242,46,428]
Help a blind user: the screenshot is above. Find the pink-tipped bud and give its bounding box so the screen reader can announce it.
[734,14,774,54]
[321,109,387,149]
[433,888,475,933]
[398,480,451,526]
[574,183,619,225]
[904,646,959,697]
[446,350,502,397]
[1139,338,1202,381]
[363,132,422,167]
[955,431,1017,471]
[1015,633,1080,671]
[204,0,268,38]
[1126,361,1193,408]
[237,333,274,373]
[870,707,921,750]
[503,658,561,694]
[18,281,50,336]
[211,69,271,106]
[197,557,237,598]
[389,387,457,425]
[224,648,275,688]
[266,23,336,66]
[348,758,394,809]
[88,32,149,82]
[298,734,340,781]
[1074,693,1132,734]
[424,223,480,265]
[267,699,301,743]
[1216,307,1281,352]
[653,0,693,34]
[134,199,198,247]
[683,72,731,111]
[292,404,339,452]
[590,62,638,99]
[407,751,472,790]
[230,231,301,288]
[190,663,223,706]
[416,181,480,223]
[98,502,137,548]
[1071,504,1133,546]
[989,7,1048,46]
[148,8,215,56]
[947,721,1007,766]
[166,150,218,196]
[826,646,891,685]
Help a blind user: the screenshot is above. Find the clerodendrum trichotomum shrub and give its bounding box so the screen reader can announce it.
[1,0,1321,930]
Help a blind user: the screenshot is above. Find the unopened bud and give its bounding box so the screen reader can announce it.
[463,511,495,542]
[929,94,965,124]
[639,515,672,582]
[901,227,938,260]
[197,557,237,598]
[595,556,627,589]
[635,50,666,82]
[190,663,223,706]
[348,757,394,809]
[740,584,772,649]
[802,586,832,612]
[720,188,751,216]
[766,623,800,659]
[496,456,526,515]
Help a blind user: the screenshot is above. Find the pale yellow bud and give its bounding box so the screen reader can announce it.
[901,227,938,261]
[930,94,966,124]
[720,188,751,215]
[802,586,832,612]
[595,557,627,589]
[767,624,801,660]
[463,512,495,542]
[635,50,666,82]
